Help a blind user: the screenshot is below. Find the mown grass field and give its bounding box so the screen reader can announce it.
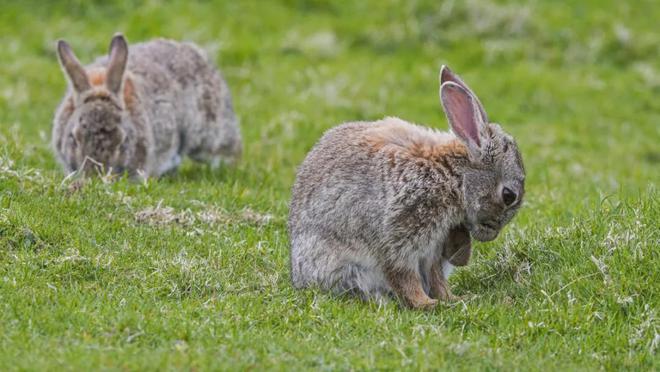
[0,0,658,370]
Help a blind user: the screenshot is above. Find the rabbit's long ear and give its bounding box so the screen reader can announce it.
[440,65,488,124]
[106,34,128,95]
[57,40,91,93]
[440,82,488,153]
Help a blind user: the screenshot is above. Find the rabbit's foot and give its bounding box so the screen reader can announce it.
[386,267,438,310]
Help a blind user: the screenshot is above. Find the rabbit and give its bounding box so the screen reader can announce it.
[52,33,241,178]
[288,66,525,309]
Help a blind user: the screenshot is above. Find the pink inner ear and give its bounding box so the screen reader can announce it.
[441,84,481,147]
[440,66,489,123]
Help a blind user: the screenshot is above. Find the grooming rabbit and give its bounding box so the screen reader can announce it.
[53,34,241,178]
[288,66,525,309]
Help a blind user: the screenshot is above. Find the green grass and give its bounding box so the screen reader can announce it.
[0,0,658,370]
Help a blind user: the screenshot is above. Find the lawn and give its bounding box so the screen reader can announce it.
[0,0,658,370]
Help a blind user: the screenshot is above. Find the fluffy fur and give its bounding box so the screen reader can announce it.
[53,34,241,178]
[288,66,525,309]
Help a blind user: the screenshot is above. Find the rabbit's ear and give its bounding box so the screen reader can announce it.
[57,40,91,93]
[440,82,488,152]
[106,34,128,95]
[440,65,488,123]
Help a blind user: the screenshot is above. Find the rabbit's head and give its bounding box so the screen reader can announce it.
[439,66,525,242]
[57,34,129,175]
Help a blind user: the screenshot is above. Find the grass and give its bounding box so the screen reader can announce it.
[0,0,658,370]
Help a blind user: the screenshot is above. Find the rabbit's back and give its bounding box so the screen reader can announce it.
[119,39,240,168]
[126,39,220,94]
[290,117,462,237]
[290,121,389,241]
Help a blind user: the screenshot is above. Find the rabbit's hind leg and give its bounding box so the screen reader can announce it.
[290,233,336,289]
[291,233,389,300]
[385,264,438,310]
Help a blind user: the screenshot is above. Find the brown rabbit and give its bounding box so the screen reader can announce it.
[288,66,525,309]
[53,34,241,178]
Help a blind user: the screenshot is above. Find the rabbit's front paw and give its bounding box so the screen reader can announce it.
[429,261,463,302]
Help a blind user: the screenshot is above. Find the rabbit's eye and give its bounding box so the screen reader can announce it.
[502,187,516,206]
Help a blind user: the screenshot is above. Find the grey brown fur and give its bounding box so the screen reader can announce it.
[53,34,241,178]
[288,66,525,309]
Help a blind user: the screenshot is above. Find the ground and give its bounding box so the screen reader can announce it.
[0,0,658,370]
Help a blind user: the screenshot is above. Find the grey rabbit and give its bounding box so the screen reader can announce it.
[288,66,525,309]
[52,33,241,178]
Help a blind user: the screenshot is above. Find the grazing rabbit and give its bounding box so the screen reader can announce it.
[288,66,525,309]
[52,34,241,178]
